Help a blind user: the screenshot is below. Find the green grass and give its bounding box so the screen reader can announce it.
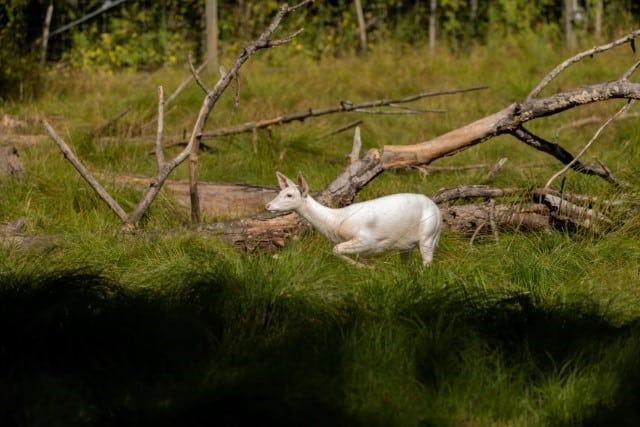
[2,37,640,425]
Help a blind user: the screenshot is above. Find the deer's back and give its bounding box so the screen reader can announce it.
[335,193,440,249]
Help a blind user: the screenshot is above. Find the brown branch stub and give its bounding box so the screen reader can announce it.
[155,86,166,169]
[349,126,362,164]
[0,146,25,177]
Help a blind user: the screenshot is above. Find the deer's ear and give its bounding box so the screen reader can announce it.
[276,171,295,190]
[297,173,309,197]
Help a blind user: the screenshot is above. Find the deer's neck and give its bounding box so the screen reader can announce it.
[297,196,343,242]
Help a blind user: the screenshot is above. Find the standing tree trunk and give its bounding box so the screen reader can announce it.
[354,0,367,55]
[205,0,219,70]
[429,0,437,52]
[469,0,478,38]
[41,2,54,64]
[593,0,603,42]
[565,0,577,50]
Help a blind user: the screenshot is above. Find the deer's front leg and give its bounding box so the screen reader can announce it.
[333,240,373,269]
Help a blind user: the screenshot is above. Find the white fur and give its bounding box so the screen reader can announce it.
[265,172,441,267]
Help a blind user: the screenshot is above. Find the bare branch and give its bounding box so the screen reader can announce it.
[187,0,312,224]
[321,120,363,138]
[622,58,640,80]
[233,71,241,109]
[93,106,131,135]
[195,86,487,141]
[511,126,621,184]
[486,157,508,182]
[165,57,210,106]
[287,0,314,13]
[266,28,305,47]
[556,112,640,132]
[188,53,209,94]
[527,29,640,99]
[545,100,635,188]
[44,121,128,222]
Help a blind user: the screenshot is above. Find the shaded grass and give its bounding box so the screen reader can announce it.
[2,251,640,426]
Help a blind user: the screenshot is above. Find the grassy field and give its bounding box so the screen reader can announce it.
[2,36,640,426]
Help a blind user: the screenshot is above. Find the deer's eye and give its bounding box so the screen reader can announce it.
[286,194,293,198]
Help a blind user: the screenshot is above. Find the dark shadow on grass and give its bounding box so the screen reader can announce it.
[3,269,640,426]
[405,286,640,426]
[0,269,371,427]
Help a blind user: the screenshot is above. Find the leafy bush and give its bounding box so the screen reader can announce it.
[0,0,43,101]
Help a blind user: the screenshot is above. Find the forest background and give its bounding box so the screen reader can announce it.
[3,0,640,100]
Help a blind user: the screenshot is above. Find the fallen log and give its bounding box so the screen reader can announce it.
[106,174,278,218]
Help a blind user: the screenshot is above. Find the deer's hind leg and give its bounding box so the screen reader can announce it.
[419,234,440,267]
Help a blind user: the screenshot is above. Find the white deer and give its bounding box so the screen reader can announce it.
[265,172,442,267]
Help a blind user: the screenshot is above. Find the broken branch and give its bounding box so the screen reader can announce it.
[44,121,128,222]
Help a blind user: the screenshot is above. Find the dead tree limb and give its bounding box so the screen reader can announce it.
[44,122,129,222]
[322,79,640,207]
[197,86,487,141]
[545,99,634,188]
[147,87,484,153]
[511,126,623,185]
[44,0,313,229]
[527,29,640,99]
[188,1,312,224]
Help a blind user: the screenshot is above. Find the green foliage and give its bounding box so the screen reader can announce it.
[0,0,43,100]
[62,3,197,71]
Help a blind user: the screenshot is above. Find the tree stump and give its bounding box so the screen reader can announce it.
[0,146,24,177]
